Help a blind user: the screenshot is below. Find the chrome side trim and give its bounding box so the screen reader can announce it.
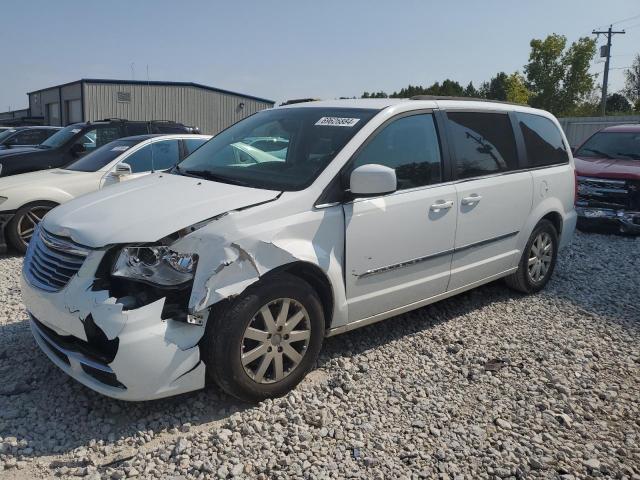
[30,317,114,373]
[356,248,453,278]
[353,231,519,278]
[454,231,519,253]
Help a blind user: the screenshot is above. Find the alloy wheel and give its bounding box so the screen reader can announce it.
[17,206,51,247]
[527,231,553,283]
[241,298,311,384]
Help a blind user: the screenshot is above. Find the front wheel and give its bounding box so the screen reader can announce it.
[201,273,325,402]
[505,219,559,293]
[7,201,57,254]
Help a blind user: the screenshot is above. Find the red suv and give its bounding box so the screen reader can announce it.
[573,124,640,233]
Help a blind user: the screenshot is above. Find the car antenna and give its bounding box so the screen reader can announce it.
[147,64,155,173]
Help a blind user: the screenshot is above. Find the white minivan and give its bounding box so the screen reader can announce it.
[21,98,576,401]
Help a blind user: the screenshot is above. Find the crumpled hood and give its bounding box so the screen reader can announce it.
[574,156,640,180]
[43,173,280,247]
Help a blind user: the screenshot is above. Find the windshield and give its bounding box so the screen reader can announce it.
[40,124,84,148]
[176,107,377,191]
[65,139,140,172]
[0,129,17,143]
[576,131,640,160]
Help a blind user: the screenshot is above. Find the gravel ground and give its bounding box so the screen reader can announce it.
[0,231,639,480]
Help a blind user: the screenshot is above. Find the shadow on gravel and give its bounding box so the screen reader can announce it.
[1,231,636,463]
[320,280,520,364]
[0,280,520,462]
[0,317,251,462]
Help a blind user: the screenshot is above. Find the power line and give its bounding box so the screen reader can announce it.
[595,12,640,29]
[592,25,626,115]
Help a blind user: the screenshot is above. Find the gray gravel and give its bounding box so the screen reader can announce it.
[1,231,639,479]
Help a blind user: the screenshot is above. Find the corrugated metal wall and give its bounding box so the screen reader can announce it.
[84,82,272,134]
[559,115,640,147]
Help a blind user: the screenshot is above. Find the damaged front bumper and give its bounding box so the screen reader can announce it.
[20,247,207,401]
[576,205,640,234]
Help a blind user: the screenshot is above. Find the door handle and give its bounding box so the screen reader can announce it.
[461,194,482,205]
[430,200,454,211]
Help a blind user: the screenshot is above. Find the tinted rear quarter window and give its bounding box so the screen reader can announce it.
[125,123,150,136]
[517,113,568,167]
[447,111,518,179]
[152,123,186,134]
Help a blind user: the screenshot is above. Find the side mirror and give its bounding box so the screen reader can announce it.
[114,162,132,176]
[349,164,397,197]
[70,143,86,156]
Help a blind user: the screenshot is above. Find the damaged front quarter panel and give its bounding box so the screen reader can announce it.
[171,202,348,329]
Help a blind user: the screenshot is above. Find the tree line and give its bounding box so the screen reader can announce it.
[360,34,640,117]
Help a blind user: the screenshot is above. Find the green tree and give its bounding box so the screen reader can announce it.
[524,34,596,115]
[606,93,632,113]
[623,53,640,105]
[484,72,509,101]
[504,72,531,104]
[361,91,388,98]
[439,79,465,97]
[463,82,479,97]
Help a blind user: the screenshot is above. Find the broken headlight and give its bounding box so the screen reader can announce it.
[112,246,197,287]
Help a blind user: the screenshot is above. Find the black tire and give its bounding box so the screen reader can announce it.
[6,201,58,254]
[505,219,559,294]
[201,273,325,402]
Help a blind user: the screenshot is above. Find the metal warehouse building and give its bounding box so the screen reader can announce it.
[4,79,274,134]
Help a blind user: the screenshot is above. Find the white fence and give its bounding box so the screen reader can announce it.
[559,114,640,147]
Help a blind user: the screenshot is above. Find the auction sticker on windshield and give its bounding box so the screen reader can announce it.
[315,117,360,127]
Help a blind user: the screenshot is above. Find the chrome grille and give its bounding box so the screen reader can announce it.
[24,226,89,292]
[577,176,630,209]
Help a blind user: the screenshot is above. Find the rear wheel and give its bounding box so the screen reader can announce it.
[505,219,558,293]
[202,273,324,402]
[7,202,57,254]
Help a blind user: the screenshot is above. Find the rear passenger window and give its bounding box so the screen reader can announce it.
[447,112,518,179]
[184,138,207,155]
[125,140,180,173]
[351,114,442,190]
[517,113,568,167]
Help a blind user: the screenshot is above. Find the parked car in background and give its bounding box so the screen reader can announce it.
[574,124,640,233]
[0,126,61,150]
[21,98,576,402]
[0,134,210,253]
[0,119,200,178]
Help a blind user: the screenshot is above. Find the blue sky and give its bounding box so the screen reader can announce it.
[1,0,639,110]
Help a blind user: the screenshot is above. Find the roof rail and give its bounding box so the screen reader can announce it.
[100,118,128,122]
[410,95,524,107]
[280,98,320,106]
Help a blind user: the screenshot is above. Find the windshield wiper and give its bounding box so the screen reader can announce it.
[181,169,251,187]
[36,144,52,149]
[581,148,612,159]
[616,152,640,160]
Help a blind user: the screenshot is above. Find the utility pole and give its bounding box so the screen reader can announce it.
[592,25,625,115]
